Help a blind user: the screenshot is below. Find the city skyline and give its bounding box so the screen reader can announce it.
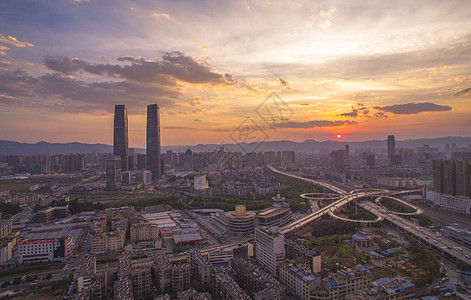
[1,1,471,147]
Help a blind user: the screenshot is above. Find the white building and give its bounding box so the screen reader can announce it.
[121,171,133,184]
[0,239,14,265]
[18,237,73,264]
[280,263,317,300]
[426,191,471,214]
[136,170,152,185]
[255,226,285,278]
[204,248,234,265]
[194,175,209,190]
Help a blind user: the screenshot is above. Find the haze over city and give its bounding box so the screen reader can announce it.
[1,0,471,148]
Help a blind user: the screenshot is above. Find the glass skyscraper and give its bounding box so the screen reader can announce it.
[146,104,161,180]
[113,105,129,171]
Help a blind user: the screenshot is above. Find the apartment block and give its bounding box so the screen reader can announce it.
[231,257,285,300]
[279,263,318,300]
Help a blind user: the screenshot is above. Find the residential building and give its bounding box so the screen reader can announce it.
[255,226,285,278]
[285,238,322,273]
[279,263,317,300]
[194,175,209,190]
[188,248,211,286]
[310,267,372,300]
[231,257,285,300]
[153,251,191,293]
[330,150,345,169]
[211,267,251,300]
[130,222,159,242]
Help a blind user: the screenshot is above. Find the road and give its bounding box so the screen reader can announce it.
[361,201,471,266]
[269,164,470,267]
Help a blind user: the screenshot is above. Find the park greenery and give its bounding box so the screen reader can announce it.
[310,219,361,238]
[340,204,377,221]
[0,203,21,219]
[378,197,416,214]
[405,237,441,287]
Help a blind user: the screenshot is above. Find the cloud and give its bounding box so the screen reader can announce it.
[454,87,471,96]
[194,118,203,122]
[277,78,289,86]
[339,109,358,117]
[151,12,172,20]
[0,51,238,113]
[201,45,210,49]
[186,96,202,106]
[373,102,452,114]
[275,120,357,129]
[0,33,34,47]
[44,51,234,85]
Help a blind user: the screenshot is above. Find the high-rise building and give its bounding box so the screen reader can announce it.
[387,135,395,163]
[433,159,445,193]
[433,159,471,197]
[105,156,121,190]
[330,150,345,169]
[456,160,471,197]
[146,104,161,180]
[113,105,129,171]
[184,149,193,171]
[366,154,375,168]
[255,226,285,278]
[444,160,457,196]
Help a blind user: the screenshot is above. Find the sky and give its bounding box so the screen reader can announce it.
[0,0,470,148]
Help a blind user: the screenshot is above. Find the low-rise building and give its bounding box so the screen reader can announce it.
[426,191,471,214]
[211,267,251,300]
[153,251,191,293]
[285,238,322,273]
[91,230,126,254]
[231,257,285,300]
[18,236,73,263]
[130,222,159,242]
[346,277,415,299]
[279,263,317,300]
[310,267,372,300]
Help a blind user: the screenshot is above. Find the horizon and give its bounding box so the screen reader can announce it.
[1,1,471,147]
[2,135,471,149]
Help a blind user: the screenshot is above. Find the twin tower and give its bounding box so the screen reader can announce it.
[113,104,161,180]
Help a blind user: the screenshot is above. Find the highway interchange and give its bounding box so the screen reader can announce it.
[268,164,471,266]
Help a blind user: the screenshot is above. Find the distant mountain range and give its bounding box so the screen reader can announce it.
[0,137,470,155]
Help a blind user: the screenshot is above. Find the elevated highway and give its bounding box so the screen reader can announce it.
[361,201,471,266]
[268,164,347,195]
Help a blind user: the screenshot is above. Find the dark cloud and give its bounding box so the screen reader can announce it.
[454,87,471,96]
[373,102,452,114]
[0,69,39,98]
[194,118,203,122]
[374,112,388,118]
[339,109,358,117]
[275,120,357,129]
[44,52,233,85]
[1,52,235,113]
[277,78,289,86]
